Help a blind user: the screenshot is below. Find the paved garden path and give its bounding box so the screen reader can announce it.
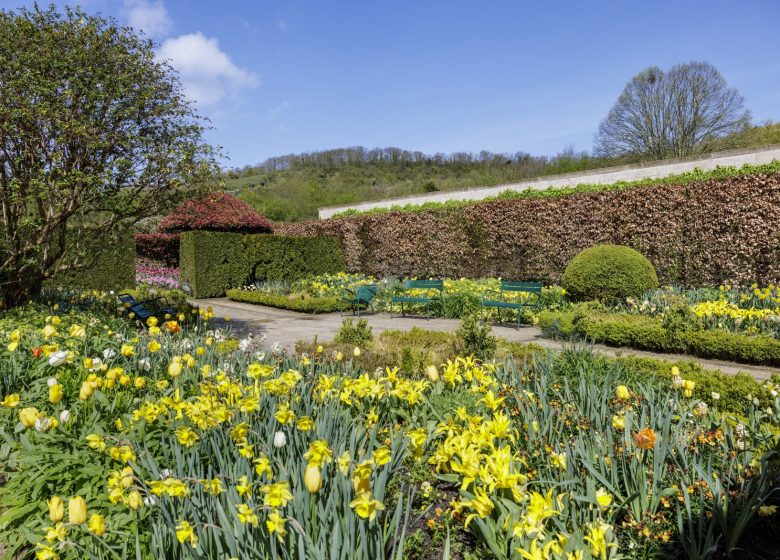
[196,298,778,382]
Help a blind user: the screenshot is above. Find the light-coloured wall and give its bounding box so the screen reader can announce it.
[318,145,780,219]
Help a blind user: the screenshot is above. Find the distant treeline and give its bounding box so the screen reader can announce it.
[229,145,602,176]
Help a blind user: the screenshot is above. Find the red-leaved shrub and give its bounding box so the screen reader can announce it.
[135,233,180,267]
[159,193,273,234]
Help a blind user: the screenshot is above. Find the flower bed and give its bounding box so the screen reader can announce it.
[136,258,180,290]
[230,273,569,321]
[0,299,777,559]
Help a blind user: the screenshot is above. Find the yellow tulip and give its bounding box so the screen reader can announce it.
[68,496,87,525]
[1,394,20,408]
[48,496,64,522]
[425,365,439,382]
[304,464,322,493]
[49,384,63,404]
[615,385,630,400]
[79,381,94,400]
[168,359,183,378]
[19,407,39,427]
[126,490,143,511]
[88,513,107,536]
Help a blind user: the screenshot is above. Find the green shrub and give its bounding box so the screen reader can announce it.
[561,244,658,305]
[456,314,497,358]
[226,289,341,313]
[334,318,373,347]
[541,307,780,366]
[45,235,135,292]
[180,232,344,298]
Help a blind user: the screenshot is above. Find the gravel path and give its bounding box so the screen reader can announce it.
[195,298,778,382]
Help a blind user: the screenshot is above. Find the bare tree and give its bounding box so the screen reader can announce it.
[594,62,751,160]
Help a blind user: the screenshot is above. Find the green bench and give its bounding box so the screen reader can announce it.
[481,281,542,329]
[338,284,380,317]
[391,279,444,319]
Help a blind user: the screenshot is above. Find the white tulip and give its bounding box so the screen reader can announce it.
[34,416,51,432]
[273,431,287,448]
[138,358,151,372]
[59,410,71,424]
[48,351,69,367]
[102,349,116,360]
[47,377,59,387]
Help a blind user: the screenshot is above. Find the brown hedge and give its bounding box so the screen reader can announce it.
[275,171,780,286]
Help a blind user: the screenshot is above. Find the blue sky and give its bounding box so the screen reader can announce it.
[4,1,780,168]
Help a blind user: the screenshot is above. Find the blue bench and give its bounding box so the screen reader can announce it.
[118,293,173,322]
[481,281,542,329]
[391,279,444,319]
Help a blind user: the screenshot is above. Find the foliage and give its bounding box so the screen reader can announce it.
[227,123,780,221]
[43,236,136,293]
[277,164,780,287]
[179,232,344,298]
[627,284,780,338]
[0,300,778,559]
[562,244,659,305]
[227,290,341,313]
[334,319,373,347]
[456,315,498,359]
[540,305,780,367]
[594,62,750,160]
[159,192,274,234]
[135,233,180,268]
[0,5,217,306]
[236,273,568,322]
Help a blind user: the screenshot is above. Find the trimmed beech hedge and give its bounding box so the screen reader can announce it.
[277,170,780,286]
[226,290,341,313]
[47,236,136,291]
[180,232,344,298]
[539,308,780,366]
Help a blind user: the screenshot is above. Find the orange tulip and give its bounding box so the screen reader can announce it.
[633,428,656,450]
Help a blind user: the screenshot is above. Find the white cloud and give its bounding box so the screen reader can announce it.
[157,32,259,107]
[122,0,172,38]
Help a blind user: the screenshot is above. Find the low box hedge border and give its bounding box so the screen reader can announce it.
[226,289,341,314]
[539,308,780,367]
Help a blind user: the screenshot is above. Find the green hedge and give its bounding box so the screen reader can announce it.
[180,232,344,298]
[539,308,780,366]
[226,289,341,313]
[46,235,135,292]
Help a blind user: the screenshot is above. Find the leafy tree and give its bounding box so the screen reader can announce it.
[594,61,751,160]
[0,5,218,306]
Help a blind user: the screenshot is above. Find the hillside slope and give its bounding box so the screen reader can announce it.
[227,122,780,222]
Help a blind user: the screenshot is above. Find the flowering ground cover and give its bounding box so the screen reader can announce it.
[231,273,569,321]
[0,297,778,559]
[135,258,181,290]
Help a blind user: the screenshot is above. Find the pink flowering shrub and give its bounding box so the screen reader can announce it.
[136,258,180,289]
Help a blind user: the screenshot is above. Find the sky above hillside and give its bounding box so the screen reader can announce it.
[3,0,780,168]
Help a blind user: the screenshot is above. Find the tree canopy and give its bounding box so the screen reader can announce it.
[594,61,751,160]
[0,5,218,305]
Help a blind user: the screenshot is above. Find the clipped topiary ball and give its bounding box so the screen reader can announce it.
[562,244,658,305]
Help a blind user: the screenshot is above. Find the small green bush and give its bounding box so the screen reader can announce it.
[456,314,497,358]
[226,289,340,313]
[334,318,373,347]
[561,244,658,305]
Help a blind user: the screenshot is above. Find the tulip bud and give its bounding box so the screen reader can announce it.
[304,464,322,493]
[59,410,71,424]
[273,431,287,448]
[425,365,439,382]
[126,490,143,511]
[68,496,87,525]
[88,513,107,536]
[49,383,63,404]
[615,385,630,400]
[353,347,361,357]
[48,496,64,522]
[168,359,183,378]
[79,381,94,400]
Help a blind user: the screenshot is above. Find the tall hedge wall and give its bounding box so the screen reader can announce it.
[276,171,780,286]
[180,232,344,298]
[47,236,136,291]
